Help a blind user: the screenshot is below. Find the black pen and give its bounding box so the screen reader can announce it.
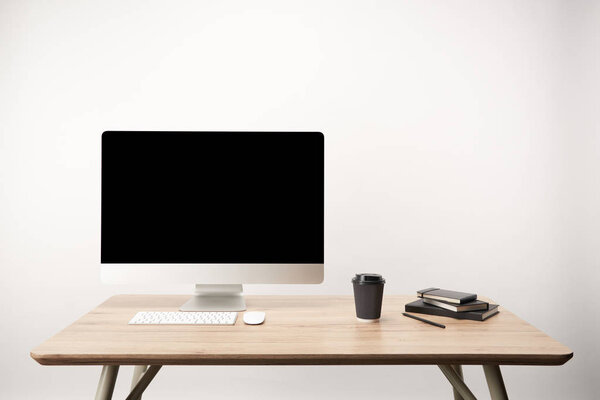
[402,312,446,329]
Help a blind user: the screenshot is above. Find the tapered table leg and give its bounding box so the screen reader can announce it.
[483,365,508,400]
[438,365,477,400]
[125,365,162,400]
[95,365,119,400]
[130,366,148,400]
[451,365,465,400]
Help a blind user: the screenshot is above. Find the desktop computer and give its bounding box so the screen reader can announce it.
[101,131,324,311]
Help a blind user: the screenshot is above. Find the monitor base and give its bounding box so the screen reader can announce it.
[180,284,247,311]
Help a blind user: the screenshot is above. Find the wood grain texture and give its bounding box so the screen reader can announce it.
[30,295,573,366]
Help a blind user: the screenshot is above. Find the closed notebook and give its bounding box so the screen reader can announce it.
[423,298,489,312]
[417,288,477,304]
[405,299,499,321]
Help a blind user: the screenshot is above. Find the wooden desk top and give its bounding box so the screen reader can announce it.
[31,295,573,366]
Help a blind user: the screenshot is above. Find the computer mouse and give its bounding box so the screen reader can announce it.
[243,311,265,325]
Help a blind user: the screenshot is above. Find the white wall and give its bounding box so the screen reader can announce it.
[1,0,598,398]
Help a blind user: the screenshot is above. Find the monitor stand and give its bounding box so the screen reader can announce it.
[180,284,247,311]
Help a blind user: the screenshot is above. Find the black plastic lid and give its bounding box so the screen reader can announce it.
[352,273,385,285]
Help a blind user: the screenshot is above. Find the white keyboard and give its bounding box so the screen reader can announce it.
[129,311,237,325]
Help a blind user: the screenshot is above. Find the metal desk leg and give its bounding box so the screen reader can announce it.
[438,365,477,400]
[95,365,119,400]
[130,366,148,400]
[125,365,162,400]
[483,365,509,400]
[451,365,465,400]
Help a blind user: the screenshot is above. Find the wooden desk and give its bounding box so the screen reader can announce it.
[31,295,572,400]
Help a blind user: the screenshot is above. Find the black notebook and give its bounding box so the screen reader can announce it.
[405,299,499,321]
[417,288,477,304]
[423,298,489,312]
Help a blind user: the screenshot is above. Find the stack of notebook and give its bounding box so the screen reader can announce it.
[405,288,499,321]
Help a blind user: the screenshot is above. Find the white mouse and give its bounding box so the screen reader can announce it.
[243,311,265,325]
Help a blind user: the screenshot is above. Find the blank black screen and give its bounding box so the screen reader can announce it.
[101,131,324,263]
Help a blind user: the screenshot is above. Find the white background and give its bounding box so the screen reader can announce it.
[1,0,599,398]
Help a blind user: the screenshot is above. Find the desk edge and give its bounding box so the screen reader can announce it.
[30,351,573,367]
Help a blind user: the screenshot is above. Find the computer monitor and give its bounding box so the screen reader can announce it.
[101,131,324,311]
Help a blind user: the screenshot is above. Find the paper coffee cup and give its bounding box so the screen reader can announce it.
[352,273,385,322]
